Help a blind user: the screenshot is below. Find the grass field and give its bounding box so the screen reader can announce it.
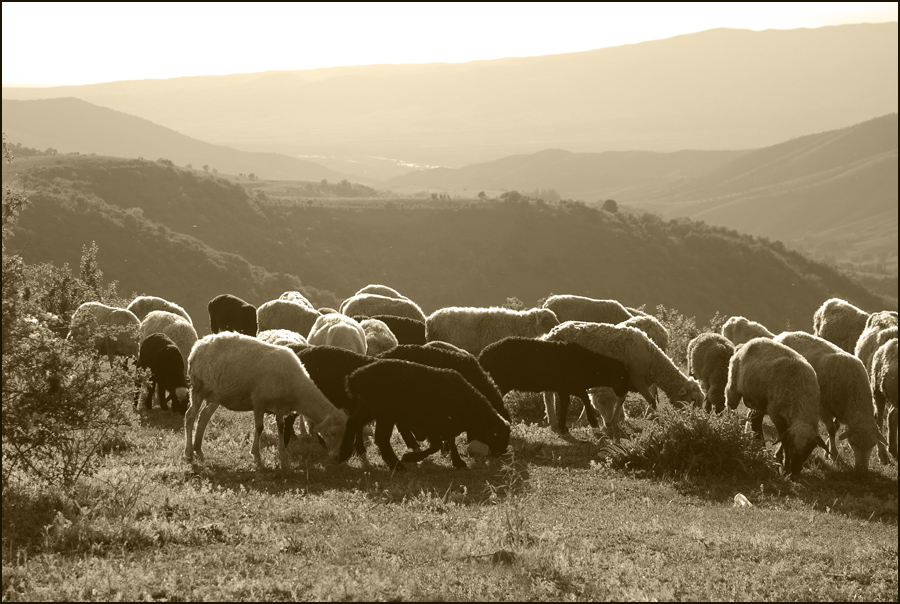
[2,394,898,601]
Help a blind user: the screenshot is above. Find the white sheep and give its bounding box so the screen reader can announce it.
[68,301,141,365]
[307,313,367,355]
[140,310,199,367]
[425,306,559,356]
[359,318,399,356]
[865,310,899,332]
[127,295,193,325]
[686,332,735,413]
[354,284,409,300]
[855,323,898,374]
[278,291,316,309]
[543,321,703,434]
[542,294,632,325]
[871,337,898,462]
[775,331,882,471]
[567,312,671,431]
[340,293,427,323]
[257,299,321,337]
[724,337,827,477]
[721,316,774,346]
[184,332,348,471]
[813,298,869,353]
[257,329,309,348]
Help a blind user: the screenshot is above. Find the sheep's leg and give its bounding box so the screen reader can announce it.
[283,413,297,448]
[636,385,658,412]
[143,382,156,410]
[398,426,421,452]
[748,409,765,440]
[575,389,600,428]
[354,426,368,459]
[543,392,559,431]
[156,383,168,411]
[821,415,839,460]
[339,414,368,463]
[275,413,291,471]
[874,390,890,463]
[192,399,220,461]
[374,419,404,471]
[888,406,897,460]
[183,393,205,462]
[401,436,442,464]
[446,437,467,469]
[251,407,266,471]
[556,391,571,434]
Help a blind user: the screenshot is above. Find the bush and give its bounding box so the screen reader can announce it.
[504,392,546,425]
[654,304,725,369]
[599,406,778,482]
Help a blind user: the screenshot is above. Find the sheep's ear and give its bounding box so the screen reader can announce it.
[816,436,829,452]
[838,427,851,441]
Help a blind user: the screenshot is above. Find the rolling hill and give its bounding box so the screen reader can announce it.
[3,154,893,335]
[0,97,356,183]
[3,23,896,176]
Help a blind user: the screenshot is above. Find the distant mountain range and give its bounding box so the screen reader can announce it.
[385,115,899,269]
[0,98,355,183]
[3,23,896,176]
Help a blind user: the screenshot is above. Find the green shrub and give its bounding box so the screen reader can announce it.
[504,392,546,426]
[599,406,778,482]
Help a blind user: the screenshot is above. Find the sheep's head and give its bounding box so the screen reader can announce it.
[533,309,560,335]
[671,378,704,409]
[839,424,882,472]
[172,387,189,415]
[314,410,348,461]
[775,424,828,479]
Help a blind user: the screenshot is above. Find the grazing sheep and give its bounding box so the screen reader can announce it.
[341,359,511,471]
[619,314,669,353]
[871,337,898,462]
[426,306,559,356]
[380,344,509,422]
[360,318,399,356]
[68,302,141,365]
[288,346,376,455]
[424,340,469,354]
[257,329,308,348]
[137,333,188,414]
[478,337,629,433]
[855,324,898,374]
[775,331,881,471]
[140,310,198,365]
[354,284,409,299]
[368,315,426,345]
[544,322,703,434]
[813,298,869,353]
[307,313,367,354]
[184,332,348,471]
[722,316,775,346]
[279,291,315,308]
[207,294,258,336]
[341,293,427,323]
[257,299,321,338]
[724,337,827,477]
[542,294,632,325]
[686,332,735,413]
[127,295,193,325]
[317,307,339,315]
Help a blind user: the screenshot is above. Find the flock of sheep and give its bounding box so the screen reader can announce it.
[66,289,898,479]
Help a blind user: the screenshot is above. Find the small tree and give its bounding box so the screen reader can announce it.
[602,199,618,213]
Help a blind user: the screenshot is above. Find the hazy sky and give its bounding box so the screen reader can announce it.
[3,2,898,87]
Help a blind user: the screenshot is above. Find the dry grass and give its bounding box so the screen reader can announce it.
[2,394,897,601]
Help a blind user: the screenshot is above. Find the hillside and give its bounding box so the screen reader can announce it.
[0,98,358,183]
[3,154,893,334]
[625,114,898,269]
[383,148,749,199]
[3,24,896,175]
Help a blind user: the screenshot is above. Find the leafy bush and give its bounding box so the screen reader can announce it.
[504,392,546,426]
[654,304,725,369]
[2,136,138,489]
[599,406,778,482]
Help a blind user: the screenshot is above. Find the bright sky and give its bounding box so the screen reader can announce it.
[3,2,898,87]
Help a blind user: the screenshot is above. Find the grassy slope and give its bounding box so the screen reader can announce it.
[2,399,897,601]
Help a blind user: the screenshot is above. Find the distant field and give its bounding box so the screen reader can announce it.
[3,393,897,601]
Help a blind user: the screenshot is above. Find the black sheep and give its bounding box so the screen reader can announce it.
[285,346,375,456]
[379,344,509,421]
[341,359,511,471]
[207,294,258,336]
[136,333,189,414]
[478,336,630,433]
